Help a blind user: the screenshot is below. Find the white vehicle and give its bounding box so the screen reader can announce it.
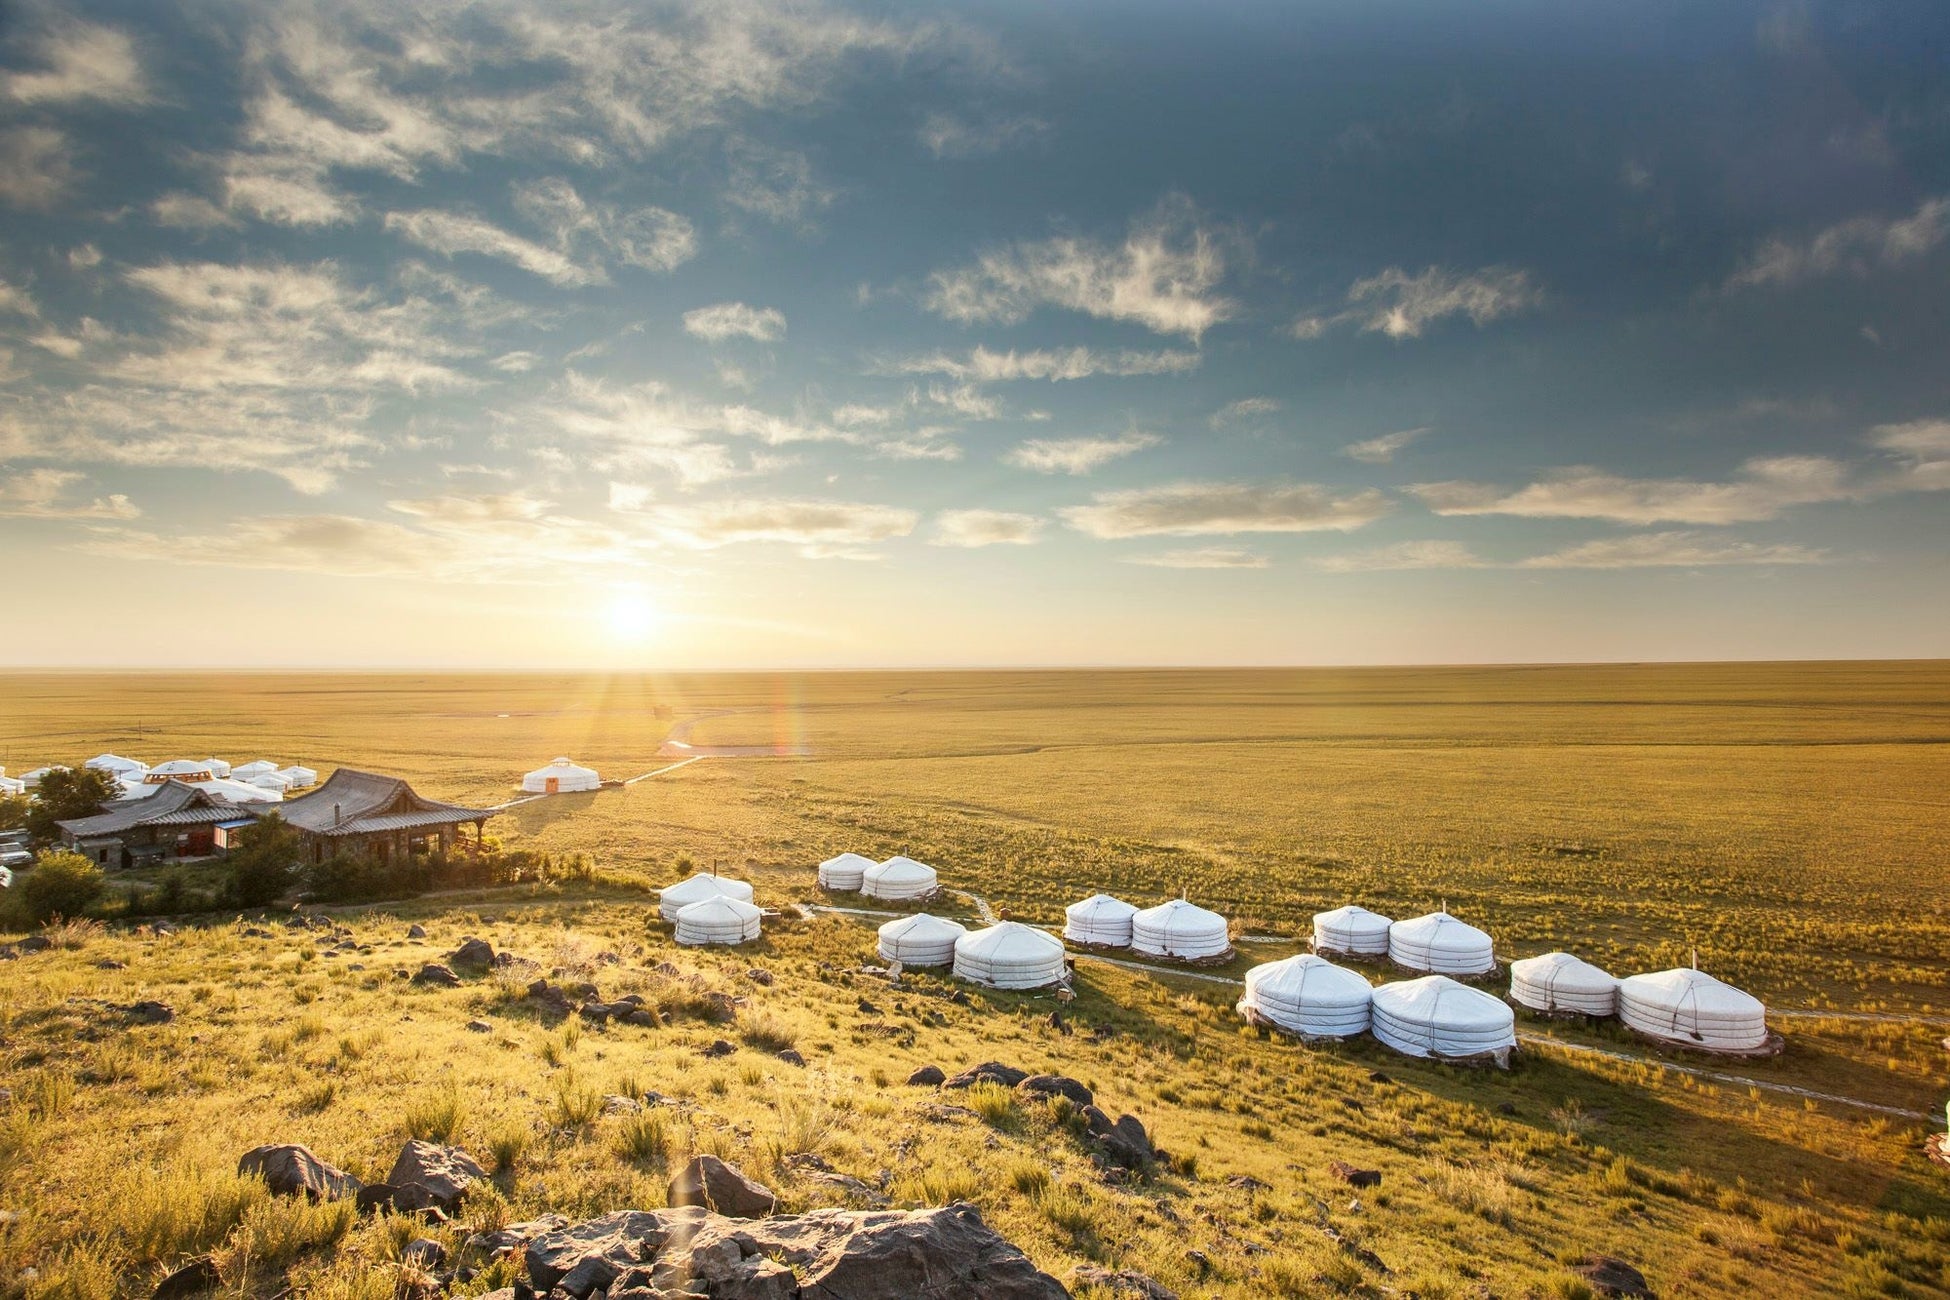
[0,845,30,871]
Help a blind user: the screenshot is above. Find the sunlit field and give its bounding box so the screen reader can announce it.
[2,663,1947,1297]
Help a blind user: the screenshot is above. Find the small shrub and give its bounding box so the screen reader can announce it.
[964,1081,1018,1129]
[615,1111,671,1166]
[488,1123,532,1174]
[403,1084,468,1143]
[741,1010,797,1054]
[1006,1155,1051,1196]
[553,1071,603,1128]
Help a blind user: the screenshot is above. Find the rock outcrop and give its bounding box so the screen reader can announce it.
[236,1144,363,1202]
[667,1154,779,1218]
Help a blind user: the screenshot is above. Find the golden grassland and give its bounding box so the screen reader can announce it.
[2,662,1948,1296]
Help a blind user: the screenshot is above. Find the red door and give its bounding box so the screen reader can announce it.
[546,777,559,794]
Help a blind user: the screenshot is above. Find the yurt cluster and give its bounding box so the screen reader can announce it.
[2,754,317,803]
[663,851,1775,1068]
[1234,903,1775,1065]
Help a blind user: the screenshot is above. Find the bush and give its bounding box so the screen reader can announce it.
[9,850,106,926]
[23,767,119,847]
[0,792,28,831]
[225,815,304,908]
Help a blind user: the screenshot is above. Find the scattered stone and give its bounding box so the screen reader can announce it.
[410,964,461,987]
[943,1061,1028,1089]
[1017,1074,1093,1107]
[603,1095,644,1116]
[857,996,880,1014]
[1329,1161,1382,1189]
[465,1215,568,1260]
[237,1144,363,1202]
[97,958,126,970]
[407,923,426,938]
[126,1000,174,1023]
[700,1038,736,1058]
[386,1140,488,1213]
[1045,1011,1071,1034]
[1104,1114,1152,1168]
[1573,1256,1655,1298]
[1367,1070,1393,1085]
[1074,1265,1179,1299]
[152,1254,222,1300]
[778,1048,807,1067]
[19,935,52,953]
[466,1019,493,1034]
[745,967,774,986]
[578,1000,612,1024]
[702,991,739,1022]
[446,937,495,970]
[401,1238,446,1270]
[624,1008,661,1028]
[906,1064,946,1087]
[1227,1175,1271,1192]
[668,1154,779,1218]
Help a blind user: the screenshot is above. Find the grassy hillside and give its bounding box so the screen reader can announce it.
[2,664,1947,1295]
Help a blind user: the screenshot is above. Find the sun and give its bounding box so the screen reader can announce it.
[602,590,661,642]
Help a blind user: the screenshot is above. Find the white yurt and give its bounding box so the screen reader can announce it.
[522,757,598,794]
[244,771,294,792]
[1388,911,1497,976]
[278,765,319,789]
[1063,893,1139,947]
[18,766,61,790]
[953,922,1068,990]
[1312,905,1394,958]
[86,753,145,776]
[1237,954,1373,1039]
[1510,952,1620,1017]
[1370,976,1518,1065]
[817,852,876,891]
[1618,968,1770,1053]
[149,760,215,781]
[876,913,968,967]
[1131,898,1232,962]
[0,774,23,797]
[232,760,280,779]
[862,855,939,901]
[673,895,763,946]
[203,758,233,778]
[658,872,755,922]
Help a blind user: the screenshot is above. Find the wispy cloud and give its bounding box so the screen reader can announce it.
[683,303,787,343]
[1869,418,1950,491]
[1294,265,1543,340]
[725,143,836,229]
[1128,547,1269,569]
[1725,196,1949,291]
[1343,426,1431,464]
[625,495,918,558]
[1004,433,1161,476]
[924,195,1237,340]
[1062,481,1391,538]
[3,18,152,106]
[0,126,78,210]
[919,112,1048,158]
[1209,397,1280,428]
[0,469,139,521]
[1519,532,1830,568]
[386,209,597,285]
[1409,456,1854,524]
[931,509,1043,547]
[1313,540,1483,572]
[882,346,1200,383]
[387,181,695,284]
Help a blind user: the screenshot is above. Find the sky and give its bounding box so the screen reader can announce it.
[0,0,1946,669]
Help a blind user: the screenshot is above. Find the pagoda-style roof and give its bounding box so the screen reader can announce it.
[258,768,492,837]
[56,781,239,838]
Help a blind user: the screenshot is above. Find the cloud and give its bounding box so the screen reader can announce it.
[872,433,962,461]
[1004,433,1161,476]
[931,509,1043,547]
[1313,540,1483,572]
[1343,426,1431,464]
[1518,532,1830,568]
[626,495,918,557]
[151,191,242,231]
[386,209,596,285]
[919,112,1048,158]
[1127,547,1269,569]
[0,277,40,318]
[1726,196,1949,291]
[1410,456,1855,525]
[1209,397,1280,428]
[0,126,78,210]
[513,178,696,272]
[684,302,787,342]
[725,143,836,229]
[0,469,139,520]
[491,350,542,373]
[84,492,657,582]
[1294,265,1543,340]
[4,18,151,106]
[1869,418,1950,492]
[924,195,1237,340]
[881,346,1200,383]
[1062,481,1391,538]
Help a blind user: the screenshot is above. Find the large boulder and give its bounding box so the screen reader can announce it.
[668,1154,778,1218]
[386,1139,488,1212]
[236,1144,362,1202]
[523,1204,1068,1300]
[943,1062,1027,1090]
[410,964,461,987]
[447,937,495,970]
[1573,1256,1654,1298]
[1017,1075,1093,1107]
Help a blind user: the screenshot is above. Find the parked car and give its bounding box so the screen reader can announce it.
[0,845,32,870]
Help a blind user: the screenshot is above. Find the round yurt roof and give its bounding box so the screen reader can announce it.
[1619,968,1764,1017]
[821,852,877,872]
[232,760,280,777]
[1066,893,1138,922]
[660,872,755,908]
[150,759,214,778]
[1314,904,1393,932]
[877,913,968,945]
[529,756,596,777]
[1391,911,1492,952]
[1244,954,1373,1006]
[676,895,762,924]
[87,753,144,772]
[1133,898,1228,935]
[1510,951,1618,994]
[1371,975,1512,1030]
[870,855,936,881]
[957,920,1063,961]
